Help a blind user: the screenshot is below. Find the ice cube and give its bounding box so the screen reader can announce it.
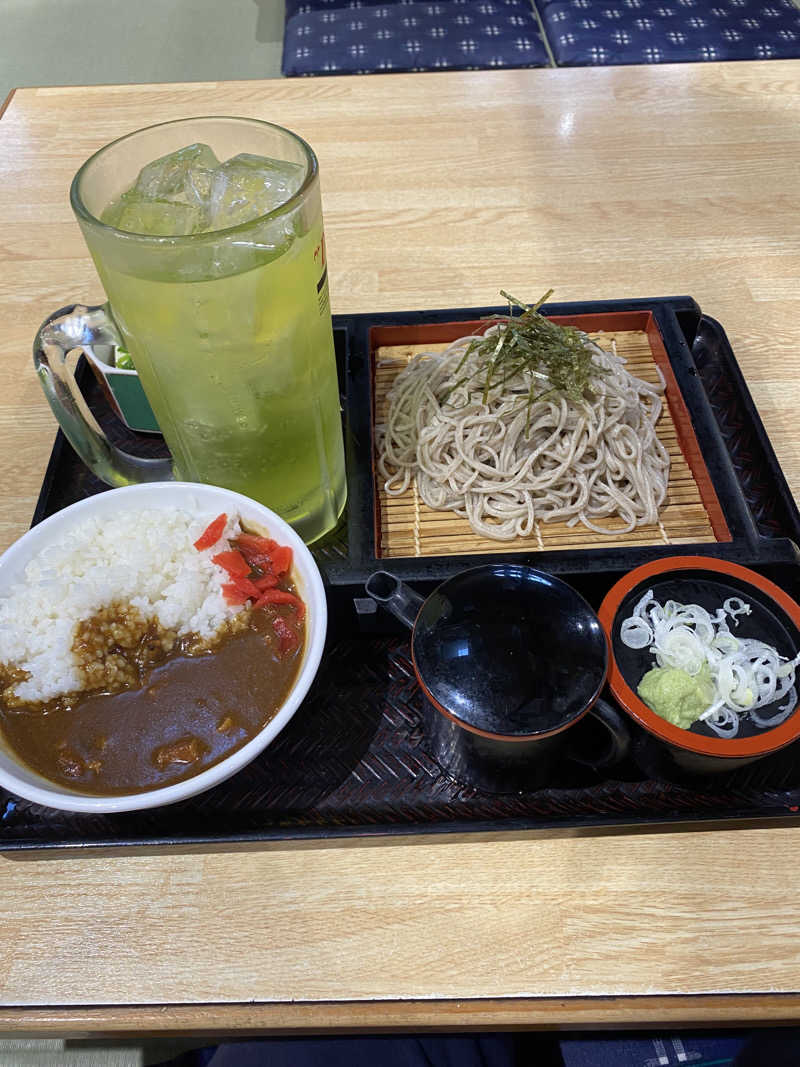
[206,153,305,230]
[183,166,215,211]
[108,195,205,236]
[133,143,220,200]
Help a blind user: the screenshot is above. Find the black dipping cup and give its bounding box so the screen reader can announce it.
[366,565,621,793]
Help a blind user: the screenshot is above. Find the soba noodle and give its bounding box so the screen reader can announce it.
[376,325,670,541]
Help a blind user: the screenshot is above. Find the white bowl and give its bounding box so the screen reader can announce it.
[0,482,327,813]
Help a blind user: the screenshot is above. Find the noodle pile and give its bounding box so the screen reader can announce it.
[376,325,670,541]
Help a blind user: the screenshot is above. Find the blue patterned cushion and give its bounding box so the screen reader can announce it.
[284,0,496,24]
[283,0,549,75]
[539,0,800,64]
[284,0,400,23]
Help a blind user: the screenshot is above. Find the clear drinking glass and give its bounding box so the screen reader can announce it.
[34,117,347,544]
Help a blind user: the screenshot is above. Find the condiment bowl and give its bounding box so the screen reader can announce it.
[598,556,800,776]
[0,482,327,813]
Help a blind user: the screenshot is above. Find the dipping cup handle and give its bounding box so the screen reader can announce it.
[33,303,173,486]
[365,571,425,631]
[568,696,631,770]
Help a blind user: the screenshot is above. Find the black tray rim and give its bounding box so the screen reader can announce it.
[4,808,800,853]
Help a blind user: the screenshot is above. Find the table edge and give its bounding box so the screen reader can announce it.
[1,995,800,1036]
[0,89,16,122]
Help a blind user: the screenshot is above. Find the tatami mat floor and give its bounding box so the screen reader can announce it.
[0,1037,210,1065]
[0,1044,140,1066]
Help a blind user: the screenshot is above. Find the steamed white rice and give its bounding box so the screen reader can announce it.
[0,507,244,705]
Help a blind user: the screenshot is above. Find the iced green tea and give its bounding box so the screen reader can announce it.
[72,120,346,544]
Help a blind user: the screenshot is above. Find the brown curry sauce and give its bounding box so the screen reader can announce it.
[0,597,305,796]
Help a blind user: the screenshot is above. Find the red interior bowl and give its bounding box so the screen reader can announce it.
[598,556,800,760]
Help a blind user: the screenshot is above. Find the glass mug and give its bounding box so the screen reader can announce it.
[34,117,347,544]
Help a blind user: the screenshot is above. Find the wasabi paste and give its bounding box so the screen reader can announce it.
[637,663,715,730]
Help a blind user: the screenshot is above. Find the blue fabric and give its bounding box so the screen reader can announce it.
[284,0,415,24]
[202,1034,516,1066]
[283,0,549,75]
[560,1031,748,1067]
[538,0,800,65]
[157,1029,800,1067]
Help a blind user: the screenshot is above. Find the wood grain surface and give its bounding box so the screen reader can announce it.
[1,61,800,1030]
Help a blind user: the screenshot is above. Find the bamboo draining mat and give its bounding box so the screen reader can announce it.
[374,330,720,558]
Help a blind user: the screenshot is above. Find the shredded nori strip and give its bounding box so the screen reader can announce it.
[447,290,602,417]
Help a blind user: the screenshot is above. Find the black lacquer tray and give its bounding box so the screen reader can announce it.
[5,296,800,851]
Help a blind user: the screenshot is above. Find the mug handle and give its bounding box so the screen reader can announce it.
[567,696,631,770]
[33,303,173,487]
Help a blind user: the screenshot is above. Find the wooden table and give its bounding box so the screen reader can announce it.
[1,61,800,1036]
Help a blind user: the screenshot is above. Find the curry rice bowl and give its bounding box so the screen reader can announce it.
[0,507,246,707]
